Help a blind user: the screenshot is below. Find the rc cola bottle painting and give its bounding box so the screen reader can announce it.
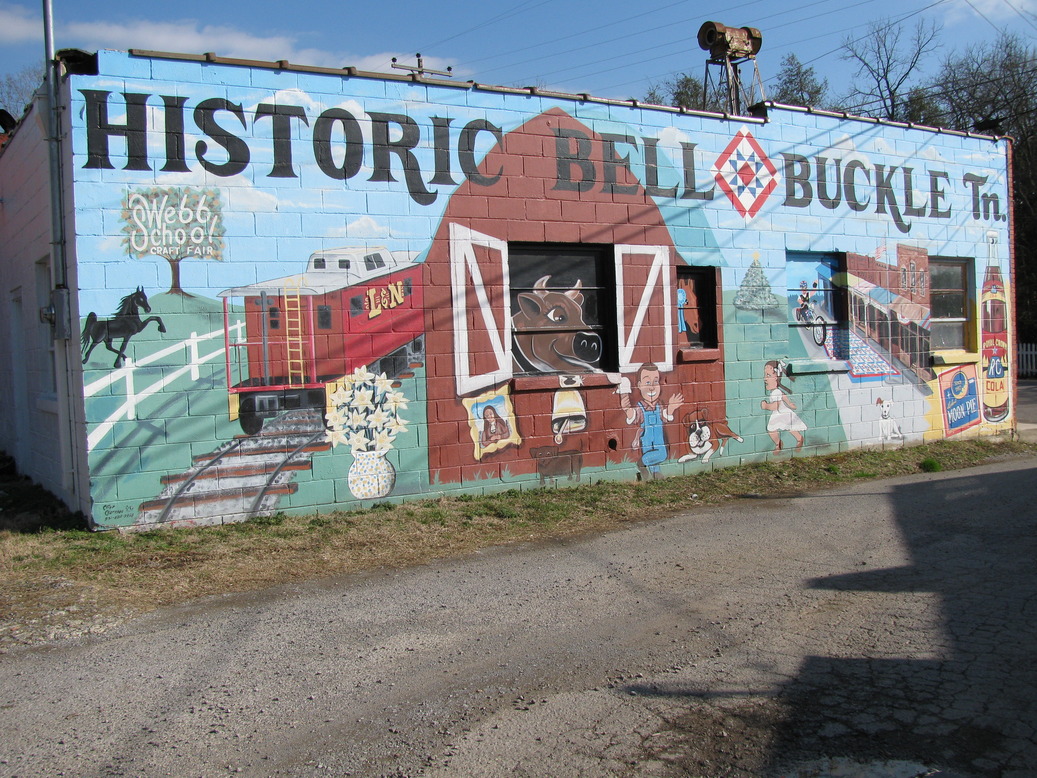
[981,231,1010,423]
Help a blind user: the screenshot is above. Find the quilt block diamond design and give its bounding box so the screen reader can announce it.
[712,128,778,218]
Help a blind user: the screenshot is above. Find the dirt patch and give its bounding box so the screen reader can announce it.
[1,575,133,649]
[640,697,789,777]
[637,692,999,777]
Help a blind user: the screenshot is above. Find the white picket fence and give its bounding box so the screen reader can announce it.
[1021,343,1037,378]
[83,322,245,451]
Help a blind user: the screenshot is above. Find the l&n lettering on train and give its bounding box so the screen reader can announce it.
[366,282,406,319]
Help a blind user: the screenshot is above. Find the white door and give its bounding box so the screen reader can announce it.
[8,289,30,466]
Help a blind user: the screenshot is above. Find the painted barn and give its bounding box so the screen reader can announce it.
[0,47,1016,529]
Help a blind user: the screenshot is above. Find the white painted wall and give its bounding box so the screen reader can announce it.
[0,90,85,512]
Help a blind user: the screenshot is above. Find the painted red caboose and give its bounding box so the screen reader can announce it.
[220,246,424,434]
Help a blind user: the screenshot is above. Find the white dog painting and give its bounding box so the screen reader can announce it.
[876,397,904,440]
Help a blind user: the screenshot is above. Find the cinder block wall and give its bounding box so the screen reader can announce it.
[36,50,1013,529]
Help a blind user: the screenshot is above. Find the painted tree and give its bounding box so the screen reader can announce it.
[120,187,226,296]
[734,255,782,310]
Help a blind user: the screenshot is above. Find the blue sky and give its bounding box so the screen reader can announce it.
[3,0,1034,102]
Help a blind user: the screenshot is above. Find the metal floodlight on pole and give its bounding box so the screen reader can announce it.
[697,21,765,116]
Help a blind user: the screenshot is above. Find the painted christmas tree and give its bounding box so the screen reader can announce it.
[734,253,783,310]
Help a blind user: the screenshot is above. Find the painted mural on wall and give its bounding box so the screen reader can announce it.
[551,378,588,443]
[676,408,743,464]
[462,386,521,460]
[69,51,1013,529]
[324,367,410,499]
[121,187,225,294]
[218,245,424,437]
[761,360,806,454]
[938,365,982,435]
[620,364,684,480]
[676,280,698,345]
[511,273,603,374]
[734,254,783,311]
[980,233,1011,423]
[845,244,933,384]
[419,109,697,489]
[875,397,905,441]
[787,253,841,357]
[81,287,166,368]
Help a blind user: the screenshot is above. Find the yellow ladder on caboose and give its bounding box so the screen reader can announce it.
[283,279,306,385]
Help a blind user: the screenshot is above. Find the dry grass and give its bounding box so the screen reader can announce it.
[2,438,1034,647]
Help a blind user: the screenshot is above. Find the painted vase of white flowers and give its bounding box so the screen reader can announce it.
[324,366,409,500]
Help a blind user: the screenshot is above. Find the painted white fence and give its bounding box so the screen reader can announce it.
[83,321,245,451]
[1020,343,1037,378]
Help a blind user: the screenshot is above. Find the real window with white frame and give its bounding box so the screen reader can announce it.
[449,224,672,395]
[929,257,974,351]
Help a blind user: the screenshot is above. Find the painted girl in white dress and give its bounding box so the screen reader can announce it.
[761,360,805,453]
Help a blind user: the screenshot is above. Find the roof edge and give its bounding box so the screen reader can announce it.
[761,101,1009,142]
[124,48,764,123]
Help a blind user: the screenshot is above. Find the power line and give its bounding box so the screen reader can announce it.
[500,0,886,90]
[477,0,786,82]
[461,0,695,73]
[415,0,555,54]
[497,0,887,93]
[507,38,691,90]
[585,1,1037,133]
[963,0,1009,36]
[476,14,699,82]
[590,0,952,100]
[768,0,951,79]
[371,0,556,72]
[839,55,1037,124]
[438,0,851,87]
[842,43,1037,108]
[999,0,1037,33]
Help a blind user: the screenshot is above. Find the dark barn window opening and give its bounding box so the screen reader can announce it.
[508,243,618,375]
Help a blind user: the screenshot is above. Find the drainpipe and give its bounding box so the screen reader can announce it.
[43,0,67,294]
[42,0,83,507]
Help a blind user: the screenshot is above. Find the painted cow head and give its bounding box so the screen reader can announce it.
[512,276,602,373]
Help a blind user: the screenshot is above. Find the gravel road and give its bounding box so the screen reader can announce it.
[2,456,1035,777]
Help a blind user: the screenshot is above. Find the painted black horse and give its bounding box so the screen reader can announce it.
[81,287,166,368]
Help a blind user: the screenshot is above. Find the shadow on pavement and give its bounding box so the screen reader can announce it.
[767,465,1037,775]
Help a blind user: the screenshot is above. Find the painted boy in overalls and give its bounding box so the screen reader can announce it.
[621,363,683,479]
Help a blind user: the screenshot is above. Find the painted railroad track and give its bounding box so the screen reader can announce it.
[136,409,331,526]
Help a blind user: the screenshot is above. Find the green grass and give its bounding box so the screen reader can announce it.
[920,457,943,472]
[1,437,1034,643]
